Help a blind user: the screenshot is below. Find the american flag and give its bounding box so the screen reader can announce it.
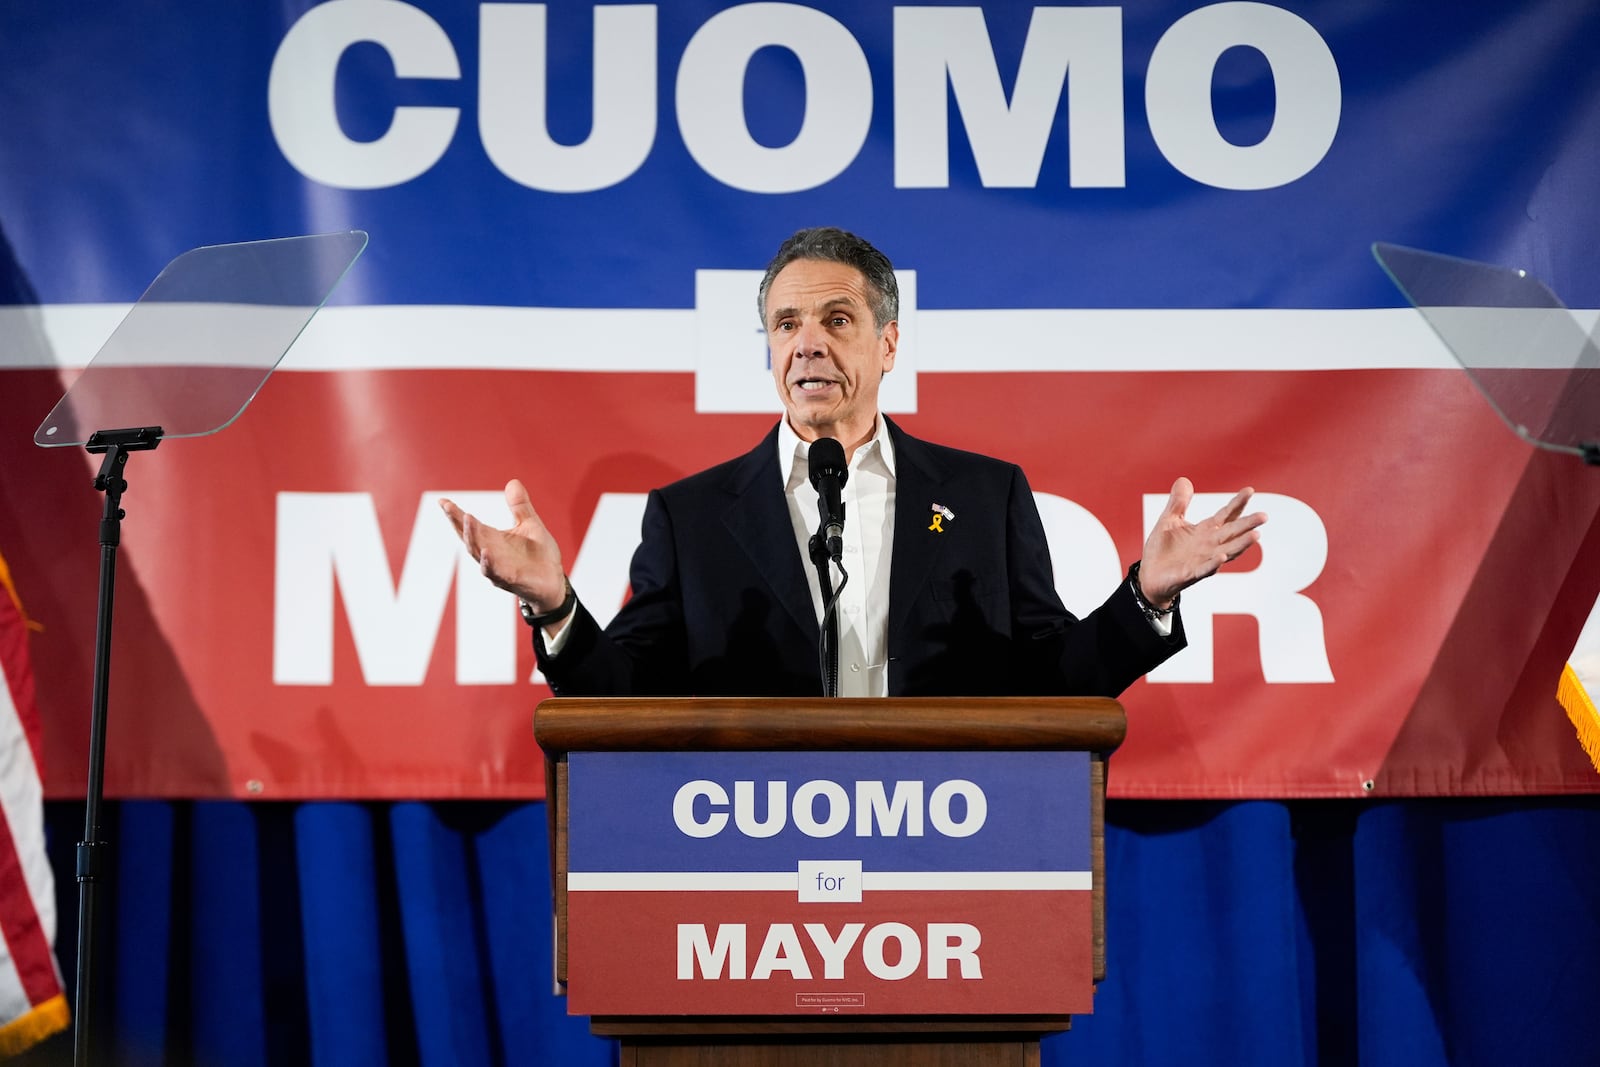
[0,549,67,1056]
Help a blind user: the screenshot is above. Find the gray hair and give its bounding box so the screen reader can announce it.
[756,227,899,332]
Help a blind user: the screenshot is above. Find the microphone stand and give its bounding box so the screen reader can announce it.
[808,532,845,698]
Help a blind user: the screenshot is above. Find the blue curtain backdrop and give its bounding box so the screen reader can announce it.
[15,795,1600,1066]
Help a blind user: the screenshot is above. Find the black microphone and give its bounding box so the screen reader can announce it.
[808,437,848,562]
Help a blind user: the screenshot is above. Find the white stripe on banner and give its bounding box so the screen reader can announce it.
[0,303,1531,372]
[7,302,1598,373]
[567,871,1092,892]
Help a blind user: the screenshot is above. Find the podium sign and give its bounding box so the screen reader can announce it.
[564,749,1094,1017]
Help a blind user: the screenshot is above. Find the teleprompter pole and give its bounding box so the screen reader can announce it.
[73,426,161,1067]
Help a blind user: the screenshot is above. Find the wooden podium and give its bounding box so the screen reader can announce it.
[536,696,1125,1067]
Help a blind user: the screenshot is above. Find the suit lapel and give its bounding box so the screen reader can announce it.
[886,419,950,640]
[720,428,820,642]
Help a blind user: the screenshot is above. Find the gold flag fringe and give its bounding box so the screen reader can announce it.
[0,550,41,633]
[0,994,69,1058]
[1557,664,1600,774]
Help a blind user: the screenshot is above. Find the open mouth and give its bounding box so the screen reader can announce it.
[794,379,838,392]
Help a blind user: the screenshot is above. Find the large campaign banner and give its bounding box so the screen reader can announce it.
[1,1,1598,800]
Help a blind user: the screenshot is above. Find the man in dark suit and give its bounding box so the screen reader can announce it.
[442,228,1264,699]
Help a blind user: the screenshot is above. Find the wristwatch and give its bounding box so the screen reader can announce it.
[1128,561,1178,623]
[519,578,576,628]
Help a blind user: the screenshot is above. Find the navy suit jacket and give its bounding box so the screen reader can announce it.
[537,418,1183,697]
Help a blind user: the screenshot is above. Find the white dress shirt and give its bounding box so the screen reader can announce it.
[778,416,897,697]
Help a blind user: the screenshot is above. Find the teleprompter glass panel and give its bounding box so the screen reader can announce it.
[35,230,367,447]
[1374,242,1600,459]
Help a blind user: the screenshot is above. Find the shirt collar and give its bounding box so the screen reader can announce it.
[778,415,897,491]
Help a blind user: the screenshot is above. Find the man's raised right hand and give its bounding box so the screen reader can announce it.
[439,478,567,613]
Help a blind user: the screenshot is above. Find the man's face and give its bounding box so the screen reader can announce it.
[766,258,898,446]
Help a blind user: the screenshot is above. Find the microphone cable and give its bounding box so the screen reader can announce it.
[816,557,849,697]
